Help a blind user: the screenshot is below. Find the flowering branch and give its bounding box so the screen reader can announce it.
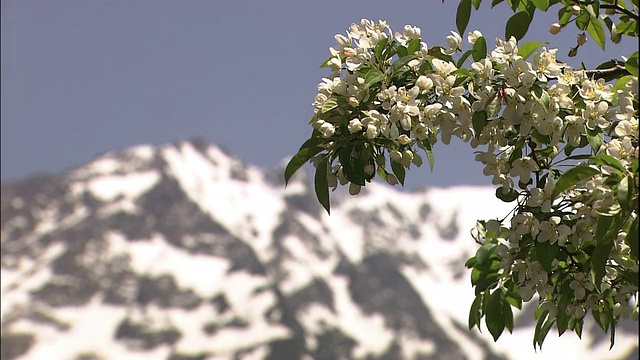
[287,19,639,349]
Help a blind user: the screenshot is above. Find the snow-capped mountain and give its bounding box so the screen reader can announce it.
[1,139,637,360]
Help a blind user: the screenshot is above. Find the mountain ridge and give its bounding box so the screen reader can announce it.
[1,139,637,360]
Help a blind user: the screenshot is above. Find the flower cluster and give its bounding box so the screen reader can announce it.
[287,19,638,346]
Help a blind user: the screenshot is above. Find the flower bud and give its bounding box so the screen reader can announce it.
[398,134,412,145]
[364,163,375,175]
[318,122,336,138]
[400,150,414,167]
[348,96,359,107]
[549,23,562,35]
[386,173,398,186]
[327,172,338,188]
[402,149,414,161]
[577,33,587,46]
[568,46,578,57]
[389,150,402,163]
[310,155,323,167]
[467,30,483,45]
[415,75,433,92]
[571,5,581,16]
[348,183,361,195]
[366,124,379,139]
[412,153,423,167]
[348,118,363,133]
[337,166,348,185]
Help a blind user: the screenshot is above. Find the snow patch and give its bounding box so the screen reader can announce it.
[106,233,229,296]
[87,170,160,202]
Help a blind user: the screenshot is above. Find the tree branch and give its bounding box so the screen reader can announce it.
[600,3,640,22]
[569,0,640,21]
[583,64,631,82]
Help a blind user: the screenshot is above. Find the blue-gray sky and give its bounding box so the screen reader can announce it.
[1,0,636,190]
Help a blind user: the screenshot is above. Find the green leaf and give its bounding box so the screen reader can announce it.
[457,49,475,68]
[390,159,405,186]
[396,45,408,58]
[469,294,483,330]
[616,18,638,36]
[609,317,616,349]
[533,310,549,349]
[421,139,435,170]
[626,217,638,259]
[476,243,497,266]
[587,19,606,50]
[625,51,639,76]
[556,293,571,336]
[531,0,549,11]
[518,41,546,60]
[465,256,478,268]
[504,285,522,309]
[457,0,473,36]
[591,215,616,289]
[362,67,385,88]
[407,38,421,55]
[472,36,487,61]
[374,37,389,60]
[591,153,625,173]
[319,55,334,68]
[576,11,590,31]
[551,164,600,198]
[356,143,372,180]
[320,97,338,114]
[391,55,416,74]
[496,187,519,202]
[614,75,634,100]
[564,154,592,161]
[472,267,501,294]
[471,267,482,285]
[284,145,323,186]
[616,176,630,211]
[558,6,572,26]
[536,316,555,349]
[472,0,482,10]
[574,317,584,339]
[504,299,514,333]
[535,240,559,273]
[505,11,532,40]
[596,59,619,70]
[491,0,505,7]
[603,16,621,44]
[587,132,604,154]
[472,111,487,138]
[453,68,471,86]
[339,145,366,186]
[314,156,331,214]
[486,289,505,341]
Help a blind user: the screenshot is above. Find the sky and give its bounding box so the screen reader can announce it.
[1,0,637,190]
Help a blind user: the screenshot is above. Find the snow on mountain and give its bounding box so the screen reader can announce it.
[1,139,637,360]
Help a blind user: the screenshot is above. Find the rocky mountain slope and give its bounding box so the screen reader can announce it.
[1,139,637,360]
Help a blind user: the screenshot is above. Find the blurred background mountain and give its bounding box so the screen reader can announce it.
[1,140,637,360]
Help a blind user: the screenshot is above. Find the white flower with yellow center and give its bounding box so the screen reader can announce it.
[527,179,555,212]
[537,216,572,245]
[510,156,538,184]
